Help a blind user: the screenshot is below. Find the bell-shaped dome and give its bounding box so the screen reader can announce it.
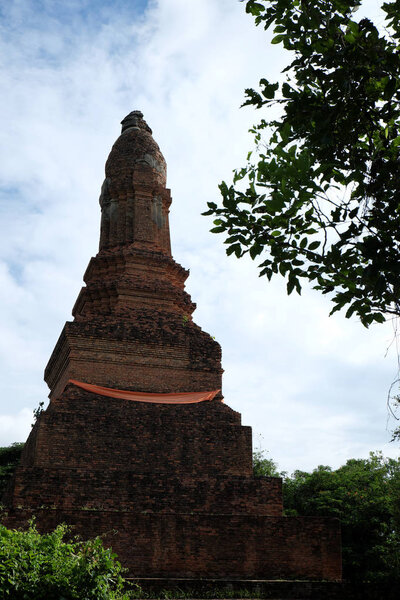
[105,111,166,191]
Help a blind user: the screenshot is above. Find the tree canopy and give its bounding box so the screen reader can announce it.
[252,447,281,476]
[253,449,400,582]
[284,452,400,582]
[204,0,400,327]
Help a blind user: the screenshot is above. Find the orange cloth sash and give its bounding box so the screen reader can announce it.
[68,379,221,404]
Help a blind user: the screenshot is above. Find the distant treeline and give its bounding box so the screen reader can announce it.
[0,442,24,496]
[254,449,400,583]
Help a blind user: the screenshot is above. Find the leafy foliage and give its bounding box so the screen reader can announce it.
[0,443,24,497]
[281,452,400,582]
[252,448,281,477]
[0,520,135,599]
[205,0,400,326]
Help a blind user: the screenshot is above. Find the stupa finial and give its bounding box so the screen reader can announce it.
[120,110,152,134]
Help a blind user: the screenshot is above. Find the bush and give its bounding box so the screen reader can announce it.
[0,520,135,599]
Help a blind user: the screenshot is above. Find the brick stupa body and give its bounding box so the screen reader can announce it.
[3,112,341,580]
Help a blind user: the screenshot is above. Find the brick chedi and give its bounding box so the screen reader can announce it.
[2,112,342,581]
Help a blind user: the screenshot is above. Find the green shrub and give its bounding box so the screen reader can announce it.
[0,520,135,599]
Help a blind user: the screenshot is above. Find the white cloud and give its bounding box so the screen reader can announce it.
[0,0,398,472]
[0,409,33,446]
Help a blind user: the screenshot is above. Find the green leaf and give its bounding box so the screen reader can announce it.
[287,279,294,295]
[249,244,262,259]
[373,313,386,324]
[271,34,285,44]
[308,241,321,250]
[246,1,265,16]
[261,81,279,99]
[282,82,293,98]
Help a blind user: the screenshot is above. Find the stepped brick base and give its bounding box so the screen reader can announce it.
[2,384,341,581]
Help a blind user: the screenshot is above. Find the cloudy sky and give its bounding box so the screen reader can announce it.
[0,0,398,474]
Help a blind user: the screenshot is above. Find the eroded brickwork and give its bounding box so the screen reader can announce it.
[14,386,253,477]
[4,509,341,580]
[2,111,342,581]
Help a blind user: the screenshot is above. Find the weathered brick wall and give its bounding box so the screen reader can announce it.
[45,317,222,400]
[3,509,341,580]
[7,468,282,515]
[20,387,251,476]
[74,250,195,320]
